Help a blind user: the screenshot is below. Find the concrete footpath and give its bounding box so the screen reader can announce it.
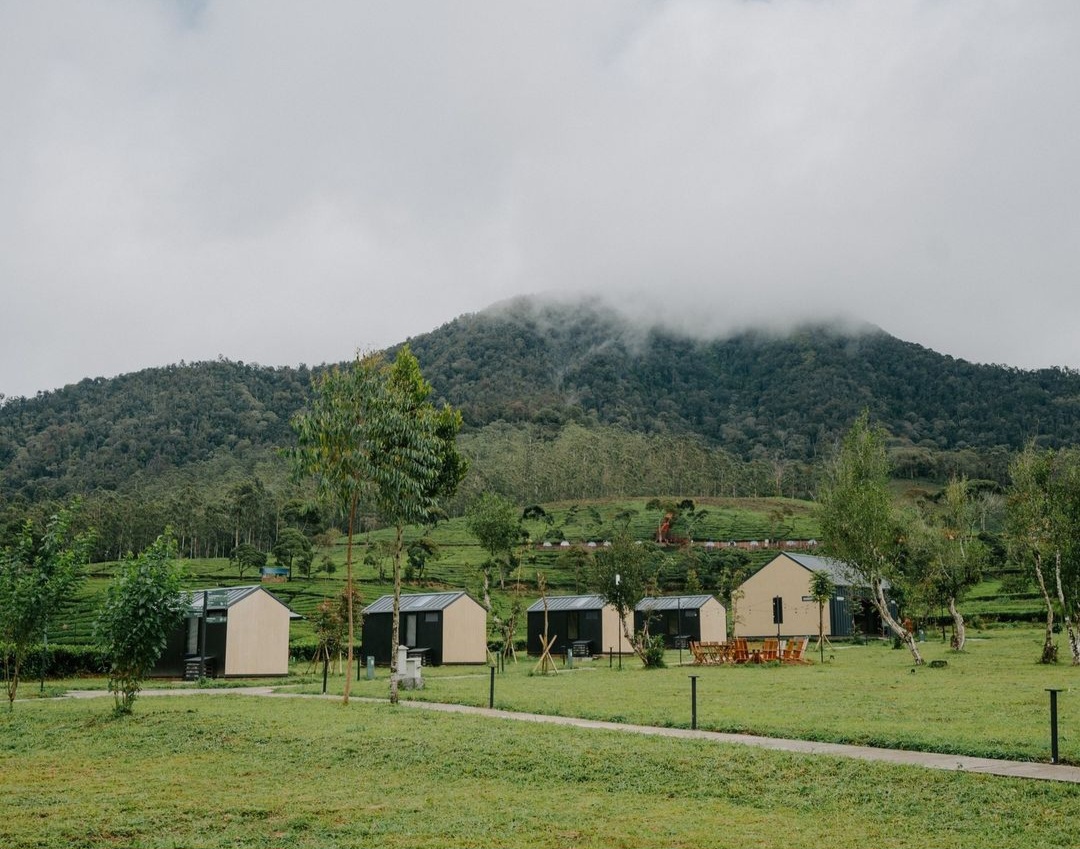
[61,687,1080,785]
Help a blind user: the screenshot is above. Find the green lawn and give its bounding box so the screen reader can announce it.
[270,625,1080,765]
[3,693,1079,849]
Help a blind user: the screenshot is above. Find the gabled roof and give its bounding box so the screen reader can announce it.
[187,586,303,618]
[526,594,608,614]
[363,591,478,615]
[635,595,717,612]
[779,553,888,590]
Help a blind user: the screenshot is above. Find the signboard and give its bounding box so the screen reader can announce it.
[801,596,814,602]
[205,615,227,625]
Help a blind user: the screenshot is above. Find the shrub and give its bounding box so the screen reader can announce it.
[638,632,667,668]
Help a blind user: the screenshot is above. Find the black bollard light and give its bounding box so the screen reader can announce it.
[1047,688,1063,764]
[689,675,699,730]
[489,665,496,709]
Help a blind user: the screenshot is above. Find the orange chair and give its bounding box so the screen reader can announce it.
[782,637,809,664]
[731,637,749,664]
[762,637,779,662]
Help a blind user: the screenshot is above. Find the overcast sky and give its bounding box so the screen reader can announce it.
[3,1,1078,400]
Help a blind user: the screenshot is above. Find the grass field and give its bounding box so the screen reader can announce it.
[269,625,1079,765]
[4,691,1080,848]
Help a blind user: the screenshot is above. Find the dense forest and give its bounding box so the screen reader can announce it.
[3,295,1080,560]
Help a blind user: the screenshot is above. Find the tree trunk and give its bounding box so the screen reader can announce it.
[1033,552,1058,663]
[948,596,966,651]
[1052,552,1080,666]
[342,494,358,704]
[818,601,825,664]
[389,524,404,705]
[874,580,923,665]
[481,565,492,614]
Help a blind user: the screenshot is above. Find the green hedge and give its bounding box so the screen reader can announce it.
[2,644,108,678]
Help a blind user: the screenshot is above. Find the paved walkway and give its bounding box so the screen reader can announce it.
[59,687,1080,784]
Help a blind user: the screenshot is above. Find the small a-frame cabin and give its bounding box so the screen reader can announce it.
[634,595,727,647]
[733,553,894,639]
[155,585,301,679]
[362,591,488,666]
[525,595,630,658]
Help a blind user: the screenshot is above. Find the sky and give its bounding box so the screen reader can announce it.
[3,1,1079,400]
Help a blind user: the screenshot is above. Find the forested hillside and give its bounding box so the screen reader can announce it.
[404,297,1080,470]
[4,295,1080,559]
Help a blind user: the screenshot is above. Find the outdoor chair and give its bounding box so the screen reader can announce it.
[782,637,809,664]
[762,637,779,662]
[731,637,749,664]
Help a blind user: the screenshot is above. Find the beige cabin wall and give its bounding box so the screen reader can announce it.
[441,599,489,664]
[734,555,829,639]
[224,591,291,676]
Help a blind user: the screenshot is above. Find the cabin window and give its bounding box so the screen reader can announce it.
[566,612,580,640]
[405,614,417,646]
[424,612,439,623]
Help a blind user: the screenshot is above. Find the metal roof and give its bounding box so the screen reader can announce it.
[635,595,716,612]
[187,586,303,618]
[780,553,888,589]
[526,594,608,613]
[363,591,474,615]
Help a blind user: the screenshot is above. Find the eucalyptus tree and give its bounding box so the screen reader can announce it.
[0,503,94,709]
[923,477,986,652]
[292,347,465,704]
[1005,445,1060,663]
[291,353,396,703]
[377,347,467,704]
[817,412,924,664]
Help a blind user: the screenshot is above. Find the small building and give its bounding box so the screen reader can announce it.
[362,591,488,666]
[526,595,631,658]
[155,585,301,679]
[634,595,727,647]
[733,552,892,639]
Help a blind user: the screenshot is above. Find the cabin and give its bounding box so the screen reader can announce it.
[634,595,727,647]
[526,595,631,658]
[155,585,301,679]
[733,552,893,639]
[362,591,488,666]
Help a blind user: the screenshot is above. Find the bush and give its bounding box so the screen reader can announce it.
[638,632,666,669]
[3,643,108,678]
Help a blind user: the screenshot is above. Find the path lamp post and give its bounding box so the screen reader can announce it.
[616,573,622,670]
[1047,688,1063,764]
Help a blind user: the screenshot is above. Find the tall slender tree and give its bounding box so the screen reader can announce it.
[293,347,465,705]
[818,412,924,664]
[1005,445,1059,663]
[378,347,466,704]
[291,353,390,704]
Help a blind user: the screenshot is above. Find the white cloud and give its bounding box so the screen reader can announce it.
[2,1,1079,399]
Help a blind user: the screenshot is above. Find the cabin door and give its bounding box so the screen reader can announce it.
[405,614,417,647]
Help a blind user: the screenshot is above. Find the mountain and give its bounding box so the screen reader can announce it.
[403,296,1080,464]
[4,295,1080,506]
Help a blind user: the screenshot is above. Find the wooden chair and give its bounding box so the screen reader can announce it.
[689,641,707,665]
[731,637,749,664]
[762,637,779,662]
[782,637,809,664]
